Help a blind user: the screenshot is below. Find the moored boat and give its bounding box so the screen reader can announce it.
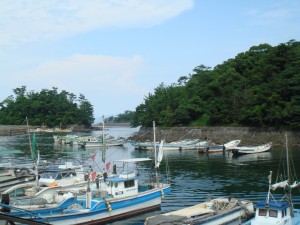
[204,140,241,153]
[0,121,171,225]
[232,142,272,156]
[243,134,300,225]
[145,197,254,225]
[134,139,208,151]
[0,158,171,225]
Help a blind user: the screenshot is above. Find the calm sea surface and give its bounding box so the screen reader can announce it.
[0,127,300,225]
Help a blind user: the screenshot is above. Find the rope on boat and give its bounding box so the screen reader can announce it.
[106,200,112,211]
[67,203,82,210]
[238,201,253,219]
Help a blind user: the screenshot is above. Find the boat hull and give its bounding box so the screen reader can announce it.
[145,198,254,225]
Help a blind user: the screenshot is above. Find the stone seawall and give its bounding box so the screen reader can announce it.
[133,127,300,147]
[0,125,28,136]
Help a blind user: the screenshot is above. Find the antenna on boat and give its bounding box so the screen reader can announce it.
[285,132,294,216]
[266,171,272,207]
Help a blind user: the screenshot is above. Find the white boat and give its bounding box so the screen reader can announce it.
[204,140,241,153]
[232,142,272,156]
[78,136,126,147]
[243,134,300,225]
[145,197,254,225]
[3,162,86,197]
[135,139,208,151]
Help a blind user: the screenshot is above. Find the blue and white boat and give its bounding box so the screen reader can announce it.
[244,134,300,225]
[0,158,171,225]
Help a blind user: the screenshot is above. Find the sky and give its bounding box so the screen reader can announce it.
[1,0,299,122]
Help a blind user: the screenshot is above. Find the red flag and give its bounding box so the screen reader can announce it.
[91,171,97,181]
[91,154,95,161]
[106,162,110,171]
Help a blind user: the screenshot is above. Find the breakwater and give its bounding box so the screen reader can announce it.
[133,127,300,146]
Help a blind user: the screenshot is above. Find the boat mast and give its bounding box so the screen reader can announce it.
[153,121,158,186]
[26,117,39,189]
[153,121,157,166]
[26,117,33,159]
[285,133,294,216]
[102,116,106,163]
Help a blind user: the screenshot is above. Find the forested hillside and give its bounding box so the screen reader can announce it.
[131,40,300,129]
[0,86,94,127]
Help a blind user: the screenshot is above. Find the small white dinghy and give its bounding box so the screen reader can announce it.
[232,142,272,156]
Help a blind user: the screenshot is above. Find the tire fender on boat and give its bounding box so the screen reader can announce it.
[1,194,10,212]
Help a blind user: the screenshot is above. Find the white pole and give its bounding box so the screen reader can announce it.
[153,121,157,166]
[153,121,158,186]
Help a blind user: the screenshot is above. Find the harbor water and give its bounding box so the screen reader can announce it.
[0,126,300,225]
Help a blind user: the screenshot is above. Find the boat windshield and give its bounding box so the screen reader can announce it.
[40,170,76,179]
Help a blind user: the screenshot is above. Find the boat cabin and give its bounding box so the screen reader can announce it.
[251,200,292,225]
[104,171,138,199]
[39,168,80,187]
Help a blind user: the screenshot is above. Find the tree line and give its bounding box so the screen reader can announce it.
[0,86,94,127]
[1,40,299,129]
[131,40,300,129]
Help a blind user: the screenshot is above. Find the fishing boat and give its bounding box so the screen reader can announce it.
[78,136,126,148]
[145,197,254,225]
[0,150,37,193]
[3,162,85,197]
[243,134,300,225]
[0,121,171,225]
[0,159,170,225]
[231,142,272,156]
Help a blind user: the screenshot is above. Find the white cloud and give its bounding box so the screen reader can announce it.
[13,54,147,115]
[244,1,300,27]
[0,0,193,46]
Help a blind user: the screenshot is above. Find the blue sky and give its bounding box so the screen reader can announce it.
[1,0,299,122]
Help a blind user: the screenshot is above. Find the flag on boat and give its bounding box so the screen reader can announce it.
[156,140,164,168]
[106,162,110,170]
[90,171,97,181]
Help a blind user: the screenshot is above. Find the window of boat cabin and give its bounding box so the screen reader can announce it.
[282,209,286,217]
[269,209,278,218]
[124,179,135,188]
[258,208,267,216]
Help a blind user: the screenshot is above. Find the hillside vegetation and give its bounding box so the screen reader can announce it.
[131,40,300,129]
[0,87,94,127]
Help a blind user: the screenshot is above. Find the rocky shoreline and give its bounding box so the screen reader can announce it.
[1,125,299,147]
[132,126,300,147]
